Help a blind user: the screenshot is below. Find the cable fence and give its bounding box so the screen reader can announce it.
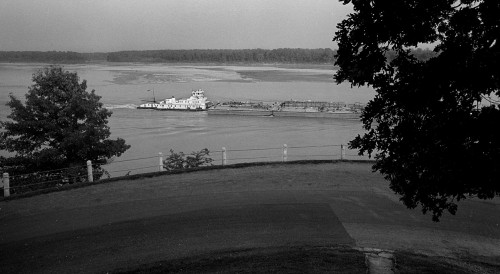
[3,164,89,195]
[1,143,372,197]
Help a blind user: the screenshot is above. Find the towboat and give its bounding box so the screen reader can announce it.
[138,89,208,111]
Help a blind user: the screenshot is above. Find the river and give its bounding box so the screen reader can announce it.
[0,63,375,176]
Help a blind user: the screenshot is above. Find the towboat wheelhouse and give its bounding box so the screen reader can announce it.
[138,89,208,111]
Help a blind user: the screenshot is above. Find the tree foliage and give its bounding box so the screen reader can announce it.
[106,48,337,63]
[334,0,500,221]
[163,149,213,171]
[0,51,108,63]
[0,66,130,189]
[0,48,436,64]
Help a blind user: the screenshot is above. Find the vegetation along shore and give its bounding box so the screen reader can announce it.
[0,48,436,64]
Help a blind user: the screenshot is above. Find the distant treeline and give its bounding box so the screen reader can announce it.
[0,51,107,63]
[0,48,436,63]
[106,48,337,63]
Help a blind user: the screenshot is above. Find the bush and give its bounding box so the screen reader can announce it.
[163,148,213,171]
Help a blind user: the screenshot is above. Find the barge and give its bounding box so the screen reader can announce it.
[207,109,361,119]
[207,100,363,119]
[137,89,363,118]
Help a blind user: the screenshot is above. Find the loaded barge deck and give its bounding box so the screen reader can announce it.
[207,100,363,119]
[207,109,360,119]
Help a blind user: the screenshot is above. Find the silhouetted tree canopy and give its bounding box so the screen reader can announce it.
[0,66,130,179]
[334,0,499,221]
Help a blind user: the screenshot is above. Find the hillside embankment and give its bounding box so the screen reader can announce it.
[0,162,499,273]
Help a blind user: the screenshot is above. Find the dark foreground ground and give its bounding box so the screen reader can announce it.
[0,162,499,273]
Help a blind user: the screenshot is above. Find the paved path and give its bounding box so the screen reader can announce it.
[1,162,499,273]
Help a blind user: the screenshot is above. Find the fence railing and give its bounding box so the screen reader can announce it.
[1,143,371,197]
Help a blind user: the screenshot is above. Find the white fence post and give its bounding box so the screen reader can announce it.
[2,173,10,197]
[159,152,164,172]
[87,160,93,182]
[283,144,288,162]
[222,147,227,166]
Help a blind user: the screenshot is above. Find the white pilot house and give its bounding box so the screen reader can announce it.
[138,89,208,111]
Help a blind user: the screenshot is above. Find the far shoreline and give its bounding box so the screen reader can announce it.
[0,61,338,70]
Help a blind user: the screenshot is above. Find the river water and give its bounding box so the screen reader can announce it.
[0,63,375,176]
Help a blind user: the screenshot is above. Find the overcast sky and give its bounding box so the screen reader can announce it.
[0,0,352,52]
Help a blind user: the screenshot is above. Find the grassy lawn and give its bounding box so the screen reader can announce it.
[393,251,500,274]
[113,246,367,274]
[113,246,500,273]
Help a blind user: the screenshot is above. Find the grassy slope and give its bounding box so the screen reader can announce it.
[114,246,367,274]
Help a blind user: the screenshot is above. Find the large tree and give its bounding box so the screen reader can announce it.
[334,0,499,221]
[0,66,130,180]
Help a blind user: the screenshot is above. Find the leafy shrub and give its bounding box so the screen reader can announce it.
[163,148,213,171]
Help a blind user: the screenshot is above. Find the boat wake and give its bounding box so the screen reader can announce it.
[104,104,138,109]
